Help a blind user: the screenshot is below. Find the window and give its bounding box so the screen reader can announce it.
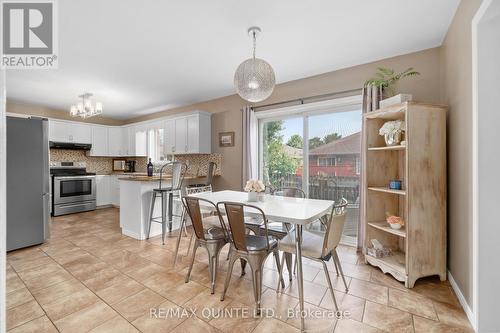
[318,157,336,166]
[258,96,362,245]
[147,127,165,162]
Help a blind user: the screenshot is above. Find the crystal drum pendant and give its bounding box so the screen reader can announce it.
[234,27,275,103]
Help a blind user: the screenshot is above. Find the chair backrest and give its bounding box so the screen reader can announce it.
[264,184,276,195]
[205,162,217,186]
[159,161,186,190]
[276,187,306,198]
[217,202,270,252]
[185,184,212,195]
[322,198,348,255]
[182,196,225,241]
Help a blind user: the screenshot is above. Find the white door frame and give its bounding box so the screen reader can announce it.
[472,0,499,331]
[0,68,6,333]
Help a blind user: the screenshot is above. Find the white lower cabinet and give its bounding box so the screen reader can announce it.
[95,175,111,206]
[109,175,120,206]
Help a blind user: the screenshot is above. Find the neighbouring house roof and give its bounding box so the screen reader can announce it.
[309,132,361,156]
[283,145,303,158]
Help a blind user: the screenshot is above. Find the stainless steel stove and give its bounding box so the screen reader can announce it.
[50,162,96,216]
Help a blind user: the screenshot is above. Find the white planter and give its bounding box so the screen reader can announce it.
[380,94,413,108]
[247,192,258,202]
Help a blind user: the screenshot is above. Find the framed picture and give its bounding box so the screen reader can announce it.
[219,131,235,147]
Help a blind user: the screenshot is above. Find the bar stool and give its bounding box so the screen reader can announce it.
[146,161,187,245]
[187,161,217,189]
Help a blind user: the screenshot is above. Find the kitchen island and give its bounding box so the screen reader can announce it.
[118,175,209,240]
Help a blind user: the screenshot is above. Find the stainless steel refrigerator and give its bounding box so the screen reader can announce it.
[7,116,50,251]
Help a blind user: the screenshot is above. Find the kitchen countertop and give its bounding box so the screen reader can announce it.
[118,174,219,181]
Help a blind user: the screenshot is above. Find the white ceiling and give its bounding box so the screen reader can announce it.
[6,0,460,119]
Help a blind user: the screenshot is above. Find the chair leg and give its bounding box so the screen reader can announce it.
[273,250,285,289]
[333,249,349,292]
[185,240,199,283]
[168,192,173,233]
[173,208,187,267]
[161,194,167,245]
[331,254,340,276]
[181,209,189,237]
[240,258,247,276]
[186,233,194,257]
[276,251,286,293]
[146,192,156,240]
[221,250,238,301]
[284,253,293,281]
[206,242,223,295]
[248,258,264,315]
[322,260,339,312]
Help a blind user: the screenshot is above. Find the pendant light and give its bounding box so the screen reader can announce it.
[234,27,276,103]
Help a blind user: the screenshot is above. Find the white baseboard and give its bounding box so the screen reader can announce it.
[448,271,476,331]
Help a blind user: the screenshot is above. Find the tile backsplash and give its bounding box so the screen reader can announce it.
[49,149,222,176]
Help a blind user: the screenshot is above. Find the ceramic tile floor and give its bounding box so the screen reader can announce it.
[6,208,473,332]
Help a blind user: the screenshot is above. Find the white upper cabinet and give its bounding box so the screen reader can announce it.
[108,127,123,156]
[49,120,91,144]
[174,117,188,154]
[49,111,210,157]
[164,119,175,154]
[88,126,108,156]
[132,126,148,157]
[164,112,211,155]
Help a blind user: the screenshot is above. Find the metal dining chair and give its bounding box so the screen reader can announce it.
[218,202,285,314]
[276,199,349,312]
[241,184,276,236]
[183,196,229,294]
[258,186,305,281]
[173,184,217,266]
[146,161,187,244]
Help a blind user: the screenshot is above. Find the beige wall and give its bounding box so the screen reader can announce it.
[8,48,442,191]
[440,0,481,307]
[124,47,442,191]
[7,100,124,126]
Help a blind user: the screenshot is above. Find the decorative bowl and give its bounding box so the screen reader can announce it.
[389,223,402,230]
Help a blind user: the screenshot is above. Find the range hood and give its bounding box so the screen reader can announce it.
[49,141,92,150]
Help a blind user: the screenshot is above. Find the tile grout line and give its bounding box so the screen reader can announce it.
[7,260,61,332]
[41,232,152,332]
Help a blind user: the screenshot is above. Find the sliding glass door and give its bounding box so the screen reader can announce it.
[258,98,362,245]
[307,110,361,245]
[261,117,303,189]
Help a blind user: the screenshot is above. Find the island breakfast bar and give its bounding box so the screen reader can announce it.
[118,175,210,240]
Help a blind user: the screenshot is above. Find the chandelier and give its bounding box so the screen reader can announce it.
[234,27,275,103]
[70,93,103,118]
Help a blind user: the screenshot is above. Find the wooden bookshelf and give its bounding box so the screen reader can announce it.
[362,101,447,288]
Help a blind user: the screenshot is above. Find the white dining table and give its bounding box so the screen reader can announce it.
[186,190,334,332]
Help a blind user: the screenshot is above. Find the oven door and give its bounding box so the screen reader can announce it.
[54,175,96,205]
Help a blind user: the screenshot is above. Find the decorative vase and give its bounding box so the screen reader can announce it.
[248,191,258,202]
[384,131,402,146]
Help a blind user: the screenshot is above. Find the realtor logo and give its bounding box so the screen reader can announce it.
[1,0,58,68]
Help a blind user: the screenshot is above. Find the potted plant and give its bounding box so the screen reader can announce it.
[364,67,420,98]
[379,120,405,146]
[244,179,265,202]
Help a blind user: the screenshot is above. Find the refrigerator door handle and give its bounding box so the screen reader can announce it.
[42,192,51,240]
